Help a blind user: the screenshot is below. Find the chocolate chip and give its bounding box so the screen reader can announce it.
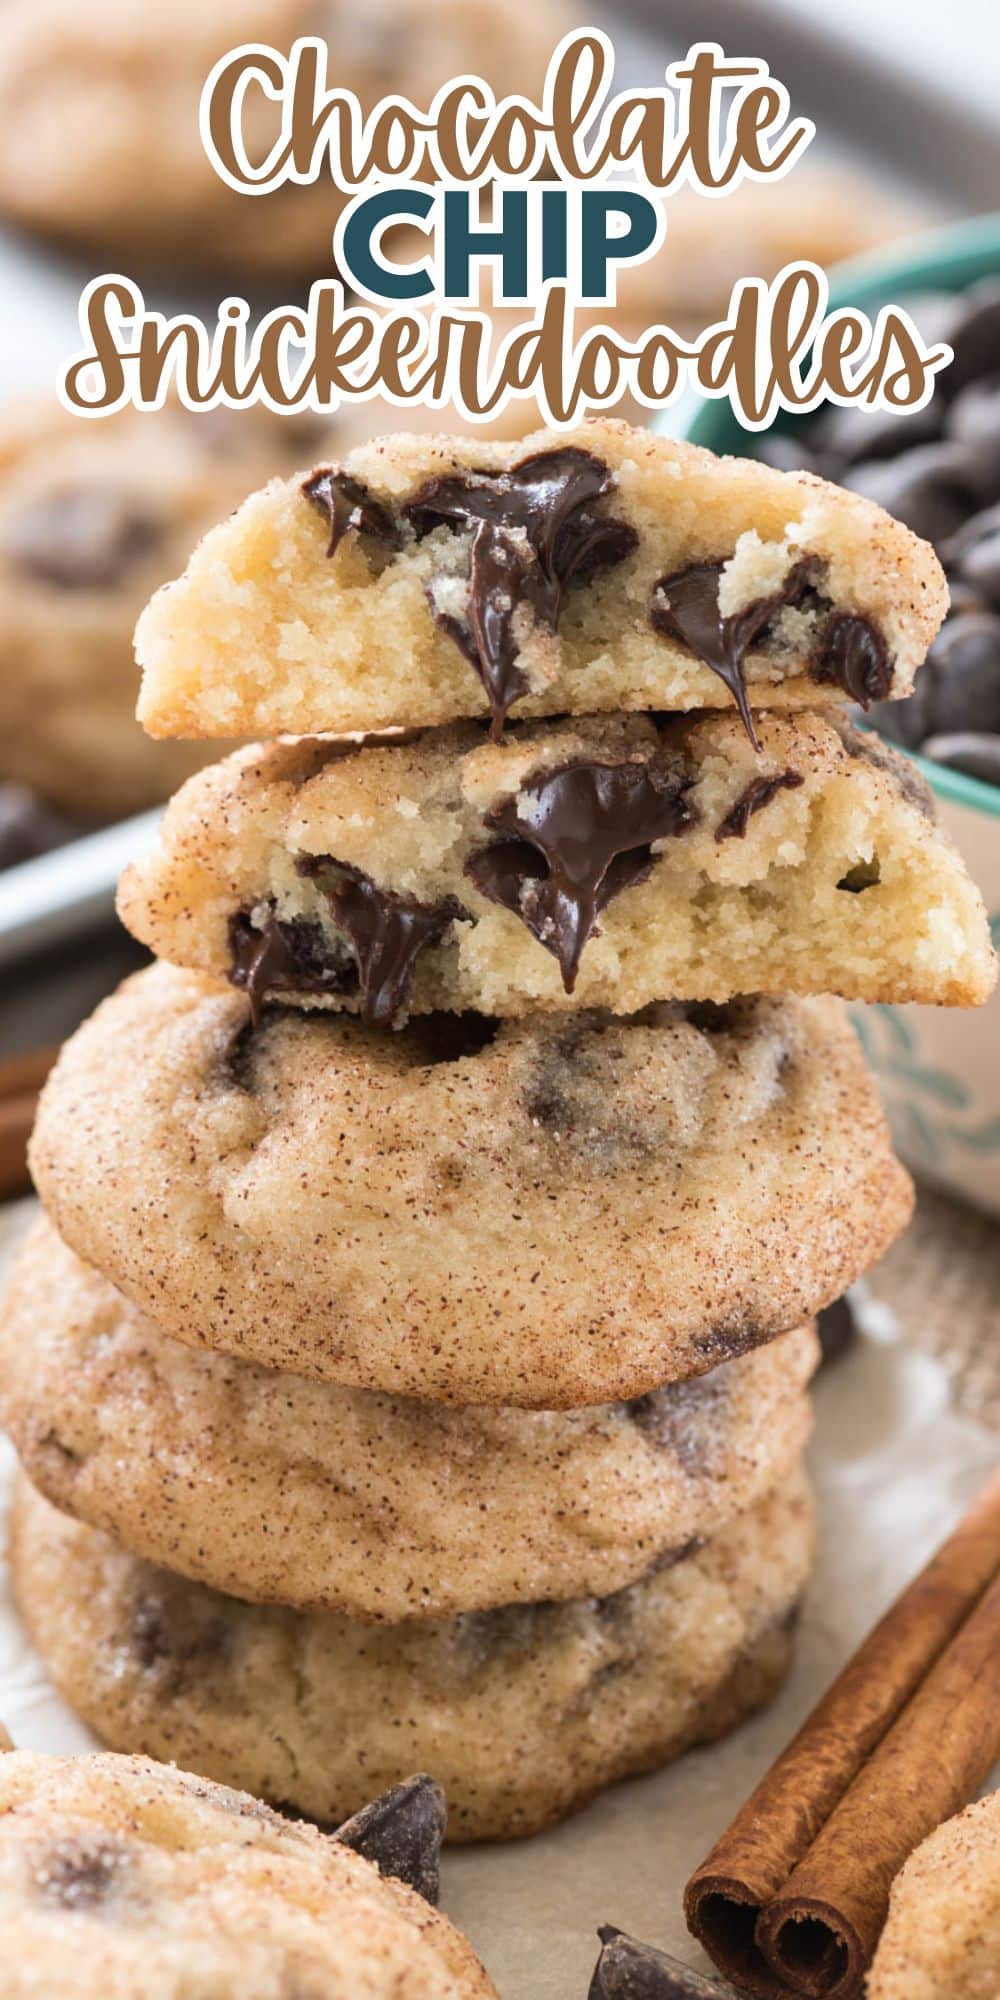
[405,448,637,736]
[812,611,892,707]
[945,579,992,618]
[298,858,464,1027]
[0,783,77,870]
[651,558,819,745]
[716,769,803,841]
[303,468,402,557]
[2,488,161,589]
[816,1293,859,1363]
[939,279,1000,402]
[942,502,1000,608]
[229,910,356,1027]
[921,731,1000,786]
[922,612,1000,736]
[466,758,694,992]
[590,1925,737,1999]
[809,399,942,469]
[334,1776,446,1906]
[844,443,979,546]
[943,378,1000,504]
[36,1835,132,1912]
[753,432,829,477]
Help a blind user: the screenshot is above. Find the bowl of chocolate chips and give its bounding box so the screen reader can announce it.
[686,213,1000,1213]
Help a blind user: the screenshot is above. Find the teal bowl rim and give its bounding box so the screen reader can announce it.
[684,210,1000,823]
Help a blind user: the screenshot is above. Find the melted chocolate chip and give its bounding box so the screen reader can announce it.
[3,488,161,589]
[406,448,637,736]
[298,858,465,1027]
[305,449,635,735]
[813,610,892,706]
[466,759,694,992]
[716,768,804,841]
[37,1836,132,1913]
[651,559,817,746]
[590,1926,736,1999]
[334,1776,446,1905]
[229,910,356,1027]
[303,469,402,557]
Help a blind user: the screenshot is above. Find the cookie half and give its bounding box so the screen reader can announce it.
[868,1791,1000,2000]
[0,1748,494,1998]
[135,419,947,742]
[118,712,997,1022]
[0,1216,818,1619]
[10,1468,814,1843]
[30,963,912,1406]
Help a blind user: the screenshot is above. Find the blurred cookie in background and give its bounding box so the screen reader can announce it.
[0,0,568,278]
[0,398,336,829]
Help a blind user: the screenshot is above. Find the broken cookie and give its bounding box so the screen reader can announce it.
[119,711,996,1023]
[135,419,947,742]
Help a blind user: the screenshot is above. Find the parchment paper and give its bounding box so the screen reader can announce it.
[0,1196,996,1998]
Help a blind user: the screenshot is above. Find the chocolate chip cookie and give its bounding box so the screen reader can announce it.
[868,1790,1000,2000]
[29,963,913,1406]
[135,419,947,743]
[9,1467,814,1842]
[0,1746,493,1997]
[0,1214,818,1618]
[0,0,564,277]
[0,398,326,820]
[117,711,996,1023]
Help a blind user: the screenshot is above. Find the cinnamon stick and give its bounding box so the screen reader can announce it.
[0,1045,58,1101]
[0,1091,39,1202]
[0,1041,56,1201]
[684,1467,1000,1999]
[757,1564,1000,1997]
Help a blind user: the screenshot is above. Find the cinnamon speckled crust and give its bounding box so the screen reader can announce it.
[135,419,947,741]
[118,711,997,1016]
[29,963,913,1407]
[0,1748,495,2000]
[0,1215,818,1619]
[0,399,331,820]
[9,1470,814,1843]
[0,0,564,277]
[868,1791,1000,2000]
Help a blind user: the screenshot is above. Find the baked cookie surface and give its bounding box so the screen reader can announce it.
[118,712,996,1023]
[868,1790,1000,2000]
[0,1747,492,1998]
[9,1469,814,1843]
[0,0,563,276]
[135,420,947,742]
[0,399,321,819]
[29,964,912,1406]
[0,1215,817,1618]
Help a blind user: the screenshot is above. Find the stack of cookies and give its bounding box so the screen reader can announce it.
[3,419,995,1843]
